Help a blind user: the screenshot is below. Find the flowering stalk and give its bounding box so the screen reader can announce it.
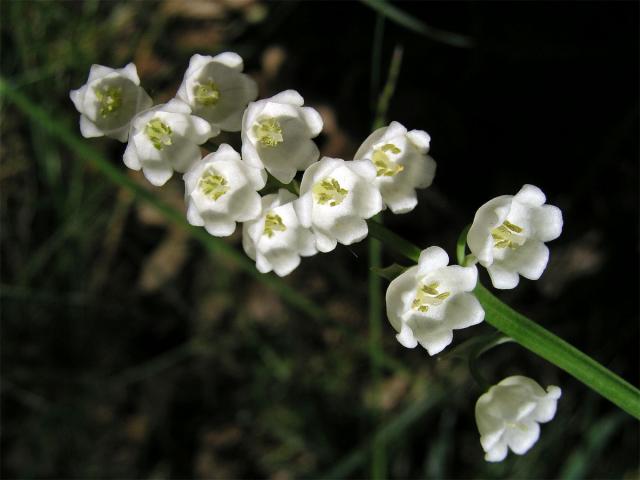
[367,219,640,420]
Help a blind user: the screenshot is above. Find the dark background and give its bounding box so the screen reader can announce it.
[1,1,638,478]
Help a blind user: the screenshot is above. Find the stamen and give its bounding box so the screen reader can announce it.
[263,211,286,237]
[255,118,284,147]
[372,143,404,177]
[194,80,220,106]
[144,118,173,150]
[199,169,229,201]
[492,220,526,249]
[411,281,451,313]
[94,85,122,118]
[312,178,349,207]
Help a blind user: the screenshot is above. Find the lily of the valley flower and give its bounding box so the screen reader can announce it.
[123,99,217,186]
[294,157,383,253]
[70,63,153,142]
[176,52,258,132]
[354,121,436,214]
[385,246,484,355]
[241,90,323,183]
[184,144,266,237]
[467,184,563,289]
[242,189,317,276]
[475,375,561,462]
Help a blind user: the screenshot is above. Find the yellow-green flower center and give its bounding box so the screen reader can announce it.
[194,80,220,106]
[372,143,404,177]
[313,178,348,207]
[199,170,229,201]
[412,281,450,313]
[255,118,283,147]
[263,211,286,237]
[145,118,173,150]
[94,85,122,118]
[491,220,526,249]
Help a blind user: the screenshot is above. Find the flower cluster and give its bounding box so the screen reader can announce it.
[71,52,564,463]
[70,53,436,276]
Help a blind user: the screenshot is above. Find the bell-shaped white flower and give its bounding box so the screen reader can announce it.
[123,99,217,186]
[242,189,317,277]
[176,52,257,132]
[184,144,266,237]
[354,121,436,214]
[467,184,563,290]
[475,375,562,462]
[69,63,153,142]
[385,246,484,355]
[241,90,323,184]
[294,157,383,253]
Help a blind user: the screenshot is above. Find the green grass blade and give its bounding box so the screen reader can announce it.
[0,77,323,321]
[360,0,476,49]
[367,219,640,420]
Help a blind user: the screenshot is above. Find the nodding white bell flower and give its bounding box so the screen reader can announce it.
[176,52,257,132]
[241,90,323,184]
[475,375,562,462]
[184,144,266,237]
[354,121,436,214]
[467,184,563,290]
[69,63,152,142]
[294,157,383,253]
[123,99,217,186]
[385,246,484,355]
[242,189,317,277]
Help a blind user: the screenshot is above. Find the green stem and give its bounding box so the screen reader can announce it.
[367,219,640,420]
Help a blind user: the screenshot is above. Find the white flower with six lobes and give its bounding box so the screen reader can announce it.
[176,52,258,132]
[242,189,317,277]
[467,184,563,290]
[385,246,484,355]
[354,121,436,214]
[294,157,383,253]
[123,99,217,186]
[241,90,323,184]
[70,63,153,142]
[475,375,561,462]
[184,144,266,237]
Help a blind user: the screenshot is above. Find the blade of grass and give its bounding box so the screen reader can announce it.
[360,0,476,49]
[0,77,324,321]
[368,43,403,480]
[322,386,446,479]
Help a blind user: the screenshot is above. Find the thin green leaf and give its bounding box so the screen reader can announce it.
[360,0,476,49]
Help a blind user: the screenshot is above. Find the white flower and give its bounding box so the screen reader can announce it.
[241,90,323,184]
[242,189,317,276]
[69,63,152,142]
[184,144,266,237]
[475,375,562,462]
[385,246,484,355]
[294,157,383,253]
[354,121,436,214]
[123,99,217,186]
[176,52,257,132]
[467,184,563,290]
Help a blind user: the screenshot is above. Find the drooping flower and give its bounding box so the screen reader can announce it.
[467,184,563,289]
[354,121,436,214]
[69,63,153,142]
[241,90,323,184]
[123,99,217,186]
[184,144,266,237]
[385,246,484,355]
[242,189,317,276]
[475,375,562,462]
[294,157,383,253]
[176,52,258,132]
